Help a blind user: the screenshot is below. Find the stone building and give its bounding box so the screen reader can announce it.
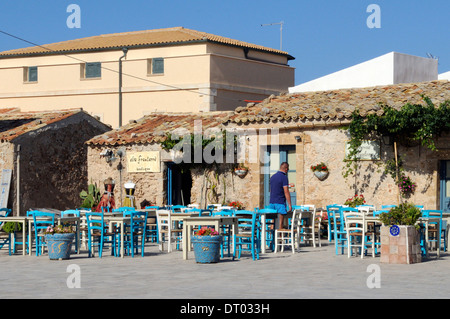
[0,108,111,215]
[86,80,450,212]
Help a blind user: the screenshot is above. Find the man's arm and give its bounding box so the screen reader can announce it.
[283,186,292,212]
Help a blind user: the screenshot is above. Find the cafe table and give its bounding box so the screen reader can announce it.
[103,214,131,258]
[182,216,239,260]
[0,216,28,256]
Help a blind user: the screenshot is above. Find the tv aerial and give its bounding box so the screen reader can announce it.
[261,21,284,50]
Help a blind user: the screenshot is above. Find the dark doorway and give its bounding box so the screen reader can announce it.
[167,163,192,206]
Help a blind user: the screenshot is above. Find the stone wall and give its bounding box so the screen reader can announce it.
[12,113,111,214]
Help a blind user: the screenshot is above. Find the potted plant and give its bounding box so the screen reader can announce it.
[397,175,417,198]
[191,227,222,263]
[344,194,366,207]
[228,201,244,210]
[234,163,248,178]
[310,162,329,180]
[378,203,422,264]
[44,224,76,260]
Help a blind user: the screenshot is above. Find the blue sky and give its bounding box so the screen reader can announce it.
[0,0,448,85]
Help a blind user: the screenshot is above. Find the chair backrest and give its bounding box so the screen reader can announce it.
[356,206,371,215]
[235,210,259,234]
[85,212,106,234]
[30,211,55,234]
[156,209,172,230]
[381,205,397,209]
[211,210,234,217]
[0,208,11,229]
[184,208,202,214]
[373,209,389,216]
[129,211,148,235]
[256,208,277,214]
[101,206,111,212]
[200,209,212,217]
[218,206,235,211]
[422,209,442,218]
[171,205,186,212]
[0,208,11,218]
[61,209,80,217]
[343,208,365,233]
[113,207,134,212]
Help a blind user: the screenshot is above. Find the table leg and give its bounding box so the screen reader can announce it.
[120,222,124,258]
[28,220,32,256]
[21,221,26,256]
[261,214,266,254]
[182,223,188,260]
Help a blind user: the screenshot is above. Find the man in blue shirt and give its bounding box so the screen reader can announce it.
[269,162,292,229]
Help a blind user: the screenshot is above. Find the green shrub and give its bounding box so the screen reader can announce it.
[378,202,422,227]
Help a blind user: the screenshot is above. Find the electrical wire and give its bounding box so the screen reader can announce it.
[0,29,248,103]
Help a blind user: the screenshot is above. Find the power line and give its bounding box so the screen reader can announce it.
[0,29,246,103]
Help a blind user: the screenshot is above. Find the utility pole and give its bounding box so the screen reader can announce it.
[118,47,128,128]
[261,21,284,51]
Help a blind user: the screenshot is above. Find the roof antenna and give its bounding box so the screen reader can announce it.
[261,21,284,51]
[426,52,439,62]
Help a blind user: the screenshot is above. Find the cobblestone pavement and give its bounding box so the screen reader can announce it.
[0,241,449,300]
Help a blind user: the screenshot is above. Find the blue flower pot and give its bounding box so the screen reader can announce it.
[191,235,222,263]
[45,233,75,260]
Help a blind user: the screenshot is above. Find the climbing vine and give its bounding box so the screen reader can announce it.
[344,97,450,194]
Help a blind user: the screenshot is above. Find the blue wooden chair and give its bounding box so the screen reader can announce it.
[235,210,260,260]
[381,205,397,209]
[0,208,12,255]
[333,206,350,255]
[326,204,342,242]
[171,205,186,212]
[421,209,443,255]
[211,209,235,258]
[120,211,148,257]
[85,212,116,258]
[30,211,55,256]
[144,206,159,243]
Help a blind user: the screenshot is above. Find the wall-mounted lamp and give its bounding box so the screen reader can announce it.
[295,136,302,142]
[100,149,117,163]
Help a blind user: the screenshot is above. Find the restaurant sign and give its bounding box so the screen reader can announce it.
[127,151,160,173]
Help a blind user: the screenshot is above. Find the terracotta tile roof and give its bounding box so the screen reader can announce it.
[0,27,293,59]
[86,112,233,146]
[0,108,84,142]
[228,80,450,124]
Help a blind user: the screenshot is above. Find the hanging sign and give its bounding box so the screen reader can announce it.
[0,169,12,208]
[127,151,160,173]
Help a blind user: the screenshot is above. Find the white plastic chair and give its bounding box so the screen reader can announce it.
[156,209,182,252]
[274,209,302,253]
[298,206,321,248]
[343,209,374,258]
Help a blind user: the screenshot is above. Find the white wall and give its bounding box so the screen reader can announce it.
[289,52,438,93]
[439,71,450,80]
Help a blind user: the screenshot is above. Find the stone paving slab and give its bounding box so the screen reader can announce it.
[0,241,449,299]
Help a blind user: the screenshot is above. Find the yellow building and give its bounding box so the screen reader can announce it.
[0,27,295,128]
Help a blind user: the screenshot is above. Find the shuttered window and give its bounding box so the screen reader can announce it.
[84,62,102,78]
[148,58,164,75]
[24,66,38,82]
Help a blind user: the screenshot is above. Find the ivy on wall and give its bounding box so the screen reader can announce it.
[344,97,450,197]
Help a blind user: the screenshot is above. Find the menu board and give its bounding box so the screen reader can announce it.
[0,169,12,208]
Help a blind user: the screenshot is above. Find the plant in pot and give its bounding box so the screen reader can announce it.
[44,224,76,260]
[191,227,222,263]
[228,201,244,210]
[79,182,102,210]
[344,194,366,207]
[378,202,422,264]
[234,163,248,178]
[311,162,329,180]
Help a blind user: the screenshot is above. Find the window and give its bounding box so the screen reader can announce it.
[23,66,38,83]
[147,58,164,75]
[82,62,101,79]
